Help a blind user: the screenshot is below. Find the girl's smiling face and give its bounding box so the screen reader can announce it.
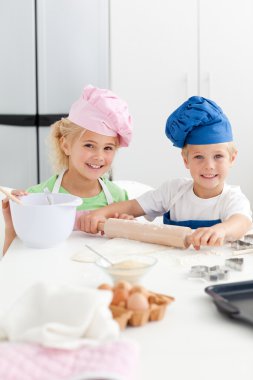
[62,130,118,180]
[182,143,237,198]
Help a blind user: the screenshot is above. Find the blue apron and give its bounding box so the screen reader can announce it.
[163,211,221,229]
[163,181,222,229]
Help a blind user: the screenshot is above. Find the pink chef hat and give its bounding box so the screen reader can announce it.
[68,85,132,147]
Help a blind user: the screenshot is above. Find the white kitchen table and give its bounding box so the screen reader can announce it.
[0,232,252,380]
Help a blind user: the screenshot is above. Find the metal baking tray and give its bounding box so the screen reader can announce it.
[205,280,253,325]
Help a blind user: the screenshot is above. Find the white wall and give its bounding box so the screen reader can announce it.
[110,0,253,206]
[110,0,198,188]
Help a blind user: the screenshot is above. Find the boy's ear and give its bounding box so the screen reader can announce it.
[181,151,189,169]
[230,150,238,166]
[60,136,71,156]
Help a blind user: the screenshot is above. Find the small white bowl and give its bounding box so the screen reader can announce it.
[96,254,157,284]
[10,193,82,249]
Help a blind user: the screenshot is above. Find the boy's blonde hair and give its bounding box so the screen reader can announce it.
[49,118,85,173]
[181,142,237,160]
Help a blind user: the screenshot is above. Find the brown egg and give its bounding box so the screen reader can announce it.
[114,280,132,291]
[127,292,149,311]
[111,288,129,306]
[98,283,112,291]
[117,301,126,308]
[129,285,149,297]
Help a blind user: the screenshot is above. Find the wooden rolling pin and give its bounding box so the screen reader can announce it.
[98,218,192,249]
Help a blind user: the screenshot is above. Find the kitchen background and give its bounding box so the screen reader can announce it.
[1,0,253,206]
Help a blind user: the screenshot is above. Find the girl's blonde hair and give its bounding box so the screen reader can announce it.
[49,118,85,173]
[181,142,237,160]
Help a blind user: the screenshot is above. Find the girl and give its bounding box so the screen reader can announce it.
[2,85,132,254]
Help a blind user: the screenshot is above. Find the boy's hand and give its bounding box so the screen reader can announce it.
[113,212,134,220]
[188,224,227,250]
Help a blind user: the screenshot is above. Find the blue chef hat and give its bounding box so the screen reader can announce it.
[165,96,233,148]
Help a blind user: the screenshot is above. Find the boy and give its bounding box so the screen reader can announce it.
[78,96,252,249]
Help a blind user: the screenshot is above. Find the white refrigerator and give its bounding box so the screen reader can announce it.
[0,0,109,188]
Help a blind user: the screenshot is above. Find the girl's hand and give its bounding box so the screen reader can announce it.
[11,189,28,197]
[2,197,13,230]
[75,211,106,234]
[75,211,135,234]
[2,196,16,254]
[1,188,28,255]
[2,189,28,232]
[188,225,227,250]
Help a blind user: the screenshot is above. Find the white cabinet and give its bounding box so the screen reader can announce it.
[0,0,37,189]
[199,0,253,202]
[37,0,109,114]
[110,0,253,205]
[0,125,37,188]
[0,0,109,189]
[37,0,109,182]
[0,0,36,114]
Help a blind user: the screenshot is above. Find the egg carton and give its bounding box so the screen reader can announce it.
[110,293,174,330]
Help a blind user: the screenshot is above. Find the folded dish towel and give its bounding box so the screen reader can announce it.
[0,340,139,380]
[0,282,119,348]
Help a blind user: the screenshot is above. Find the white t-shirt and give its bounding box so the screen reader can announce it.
[137,178,252,223]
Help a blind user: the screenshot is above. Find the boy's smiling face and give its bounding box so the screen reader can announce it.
[182,143,237,198]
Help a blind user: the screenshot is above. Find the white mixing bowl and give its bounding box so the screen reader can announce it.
[10,193,82,249]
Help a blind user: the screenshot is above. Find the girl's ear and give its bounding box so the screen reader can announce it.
[60,136,71,156]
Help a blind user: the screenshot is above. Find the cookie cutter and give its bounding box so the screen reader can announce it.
[243,234,253,243]
[189,265,229,282]
[231,240,253,250]
[189,265,208,278]
[189,257,245,281]
[231,234,253,249]
[225,258,244,271]
[231,238,253,255]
